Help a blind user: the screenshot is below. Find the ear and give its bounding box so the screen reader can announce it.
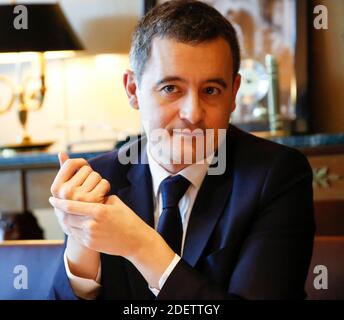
[230,74,241,113]
[123,70,139,110]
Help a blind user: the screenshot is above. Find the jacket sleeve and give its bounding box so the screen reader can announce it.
[47,248,79,300]
[157,149,315,300]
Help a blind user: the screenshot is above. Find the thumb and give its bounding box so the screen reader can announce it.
[58,152,69,167]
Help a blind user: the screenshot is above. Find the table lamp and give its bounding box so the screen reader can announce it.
[0,3,83,151]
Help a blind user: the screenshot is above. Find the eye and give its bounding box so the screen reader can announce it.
[161,85,179,94]
[203,87,221,95]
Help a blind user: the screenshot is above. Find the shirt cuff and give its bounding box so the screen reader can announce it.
[149,254,181,296]
[64,250,101,300]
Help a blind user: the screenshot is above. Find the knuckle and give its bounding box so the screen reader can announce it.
[86,195,100,203]
[80,158,88,165]
[65,158,88,171]
[81,194,95,203]
[92,171,101,180]
[102,179,111,192]
[77,158,88,167]
[77,192,99,203]
[95,196,105,204]
[72,194,81,201]
[82,165,93,175]
[72,191,85,202]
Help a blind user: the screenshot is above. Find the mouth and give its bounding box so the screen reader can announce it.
[172,129,205,137]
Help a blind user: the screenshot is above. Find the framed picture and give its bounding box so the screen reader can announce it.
[148,0,310,134]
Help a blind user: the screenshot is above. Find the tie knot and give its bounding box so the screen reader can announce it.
[160,175,191,209]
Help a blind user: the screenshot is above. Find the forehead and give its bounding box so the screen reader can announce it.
[141,37,233,83]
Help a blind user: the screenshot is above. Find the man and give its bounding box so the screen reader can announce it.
[48,0,315,300]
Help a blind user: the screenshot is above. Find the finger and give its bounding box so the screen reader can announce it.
[68,165,93,187]
[51,158,89,196]
[57,158,89,183]
[49,197,100,216]
[58,152,69,167]
[89,179,111,199]
[81,171,102,192]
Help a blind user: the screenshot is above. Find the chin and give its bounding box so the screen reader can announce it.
[149,129,217,165]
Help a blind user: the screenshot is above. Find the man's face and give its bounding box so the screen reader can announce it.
[125,37,241,172]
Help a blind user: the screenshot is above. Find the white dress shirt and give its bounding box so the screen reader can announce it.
[64,145,213,299]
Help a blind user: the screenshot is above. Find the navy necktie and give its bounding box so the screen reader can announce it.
[157,175,191,256]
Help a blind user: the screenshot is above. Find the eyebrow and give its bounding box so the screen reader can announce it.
[205,78,228,89]
[155,76,185,87]
[155,76,228,89]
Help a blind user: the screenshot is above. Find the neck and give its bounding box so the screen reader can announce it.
[154,161,191,175]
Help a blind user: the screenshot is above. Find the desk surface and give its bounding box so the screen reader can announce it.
[0,150,106,170]
[269,132,344,148]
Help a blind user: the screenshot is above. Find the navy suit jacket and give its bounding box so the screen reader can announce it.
[49,125,315,300]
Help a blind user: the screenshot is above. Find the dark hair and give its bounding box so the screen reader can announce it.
[130,0,241,85]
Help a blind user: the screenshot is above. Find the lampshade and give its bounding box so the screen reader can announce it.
[0,4,83,53]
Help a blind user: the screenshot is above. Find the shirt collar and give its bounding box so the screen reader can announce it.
[146,144,214,197]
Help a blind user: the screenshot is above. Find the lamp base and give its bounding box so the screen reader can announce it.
[0,140,54,152]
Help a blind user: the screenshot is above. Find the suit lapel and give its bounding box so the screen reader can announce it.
[114,129,234,295]
[182,129,233,267]
[117,148,154,228]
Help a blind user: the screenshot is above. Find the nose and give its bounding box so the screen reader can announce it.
[179,90,204,125]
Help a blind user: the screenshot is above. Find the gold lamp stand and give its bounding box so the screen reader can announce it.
[0,53,54,152]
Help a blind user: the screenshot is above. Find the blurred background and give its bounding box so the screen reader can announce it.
[0,0,343,300]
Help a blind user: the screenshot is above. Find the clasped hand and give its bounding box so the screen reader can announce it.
[49,152,153,259]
